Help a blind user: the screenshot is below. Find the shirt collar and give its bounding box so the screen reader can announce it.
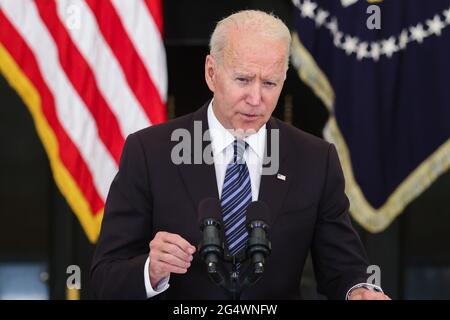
[207,100,266,159]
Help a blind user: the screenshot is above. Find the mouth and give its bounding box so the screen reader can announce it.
[239,112,260,121]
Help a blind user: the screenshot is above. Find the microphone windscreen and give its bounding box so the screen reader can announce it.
[198,198,222,225]
[246,201,271,226]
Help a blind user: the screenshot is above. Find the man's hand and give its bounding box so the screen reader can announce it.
[148,231,196,288]
[348,287,391,300]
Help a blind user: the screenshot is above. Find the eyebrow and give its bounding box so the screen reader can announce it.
[263,78,281,83]
[234,72,281,83]
[234,72,255,78]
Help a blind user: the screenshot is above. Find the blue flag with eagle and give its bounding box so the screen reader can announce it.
[291,0,450,232]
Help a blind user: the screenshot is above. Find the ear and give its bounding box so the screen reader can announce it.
[204,55,216,92]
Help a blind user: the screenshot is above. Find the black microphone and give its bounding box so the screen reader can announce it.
[245,201,272,277]
[197,198,225,284]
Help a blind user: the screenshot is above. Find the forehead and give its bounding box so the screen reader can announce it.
[223,32,287,77]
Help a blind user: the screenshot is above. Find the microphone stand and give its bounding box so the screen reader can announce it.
[204,240,271,300]
[199,214,271,299]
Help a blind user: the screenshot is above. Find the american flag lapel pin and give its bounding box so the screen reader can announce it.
[277,173,286,181]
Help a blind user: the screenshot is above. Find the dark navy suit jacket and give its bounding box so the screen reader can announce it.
[90,101,370,299]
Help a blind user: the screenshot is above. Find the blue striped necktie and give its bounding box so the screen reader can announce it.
[220,139,252,269]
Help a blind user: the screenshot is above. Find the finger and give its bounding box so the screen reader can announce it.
[362,291,387,300]
[372,292,388,300]
[162,232,196,254]
[157,261,188,274]
[162,243,193,263]
[158,252,191,269]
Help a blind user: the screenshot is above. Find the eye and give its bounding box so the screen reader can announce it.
[236,77,249,84]
[263,81,277,87]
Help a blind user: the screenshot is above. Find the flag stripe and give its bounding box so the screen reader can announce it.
[111,0,167,102]
[55,0,151,137]
[86,0,167,125]
[0,9,103,214]
[144,0,163,35]
[1,0,117,201]
[34,0,124,163]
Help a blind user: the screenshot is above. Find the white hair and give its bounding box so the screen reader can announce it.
[209,10,291,69]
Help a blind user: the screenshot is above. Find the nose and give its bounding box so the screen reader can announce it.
[246,82,262,106]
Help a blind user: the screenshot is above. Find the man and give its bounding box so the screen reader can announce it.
[90,10,389,300]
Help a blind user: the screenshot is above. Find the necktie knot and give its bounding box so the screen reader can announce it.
[233,139,248,164]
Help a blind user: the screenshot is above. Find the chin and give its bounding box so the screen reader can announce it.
[233,122,262,135]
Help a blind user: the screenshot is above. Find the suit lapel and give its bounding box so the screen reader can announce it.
[177,102,219,211]
[258,117,291,225]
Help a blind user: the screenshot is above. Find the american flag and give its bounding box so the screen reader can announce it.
[0,0,167,243]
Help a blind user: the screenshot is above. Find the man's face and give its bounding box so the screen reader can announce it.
[205,32,287,133]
